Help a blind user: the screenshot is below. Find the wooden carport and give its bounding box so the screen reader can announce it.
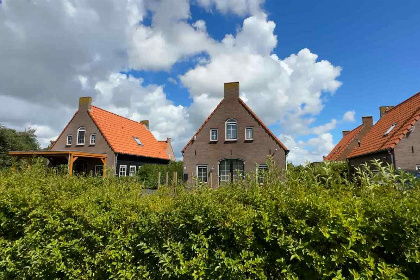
[8,151,107,177]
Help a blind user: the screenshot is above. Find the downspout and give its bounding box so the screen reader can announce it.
[387,148,395,169]
[115,154,118,176]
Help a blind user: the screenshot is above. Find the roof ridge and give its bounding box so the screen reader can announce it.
[380,91,420,116]
[91,105,150,130]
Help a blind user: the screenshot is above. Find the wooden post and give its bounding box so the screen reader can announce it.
[191,172,193,185]
[158,172,161,188]
[210,172,212,188]
[166,172,169,186]
[101,158,107,178]
[68,154,73,175]
[173,172,177,194]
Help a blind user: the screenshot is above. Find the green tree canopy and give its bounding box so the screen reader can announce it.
[0,124,40,168]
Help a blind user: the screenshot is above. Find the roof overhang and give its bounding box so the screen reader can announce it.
[8,150,107,159]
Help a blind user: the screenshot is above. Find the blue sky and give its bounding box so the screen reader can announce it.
[1,0,419,164]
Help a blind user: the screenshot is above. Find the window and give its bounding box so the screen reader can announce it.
[77,127,85,145]
[196,165,208,183]
[95,165,103,176]
[384,123,397,136]
[129,165,136,177]
[210,129,218,141]
[219,159,244,183]
[134,137,143,146]
[119,165,127,177]
[225,119,237,140]
[90,134,96,145]
[258,164,268,184]
[66,135,72,145]
[416,165,420,171]
[245,127,253,140]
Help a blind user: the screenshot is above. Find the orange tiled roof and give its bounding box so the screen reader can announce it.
[182,98,288,153]
[158,140,168,151]
[89,106,170,160]
[324,124,363,161]
[348,92,420,158]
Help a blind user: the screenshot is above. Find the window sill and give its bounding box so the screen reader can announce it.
[224,139,237,142]
[76,144,85,146]
[209,140,218,142]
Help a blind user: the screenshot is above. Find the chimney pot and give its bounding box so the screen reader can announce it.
[79,97,92,111]
[224,82,239,100]
[362,116,373,127]
[140,120,149,130]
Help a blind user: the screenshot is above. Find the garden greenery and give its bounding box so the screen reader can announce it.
[0,159,419,279]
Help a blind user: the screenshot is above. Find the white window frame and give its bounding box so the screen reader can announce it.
[95,165,103,176]
[384,123,397,136]
[133,137,143,146]
[210,129,218,141]
[66,135,72,146]
[416,165,420,171]
[90,133,96,145]
[225,119,237,141]
[119,165,127,177]
[258,164,268,184]
[245,127,253,140]
[196,165,208,183]
[129,165,136,177]
[77,127,85,145]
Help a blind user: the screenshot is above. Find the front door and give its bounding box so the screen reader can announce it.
[219,159,244,183]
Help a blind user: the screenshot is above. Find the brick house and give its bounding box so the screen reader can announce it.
[10,97,175,176]
[347,92,420,173]
[182,82,288,187]
[324,116,373,161]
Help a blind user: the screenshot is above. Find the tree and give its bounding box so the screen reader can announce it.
[0,124,40,168]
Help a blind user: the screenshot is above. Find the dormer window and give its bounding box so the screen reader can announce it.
[134,137,143,146]
[77,127,85,145]
[384,123,397,136]
[225,119,237,140]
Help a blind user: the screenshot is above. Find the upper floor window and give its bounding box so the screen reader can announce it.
[66,135,72,146]
[225,119,237,140]
[77,127,85,145]
[245,127,253,140]
[90,134,96,145]
[210,129,218,141]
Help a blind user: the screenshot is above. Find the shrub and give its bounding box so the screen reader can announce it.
[0,160,419,279]
[137,161,183,189]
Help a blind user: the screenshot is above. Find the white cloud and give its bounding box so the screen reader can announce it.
[0,0,343,165]
[280,133,335,166]
[196,0,264,16]
[343,110,355,122]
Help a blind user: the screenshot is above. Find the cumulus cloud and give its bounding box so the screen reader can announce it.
[343,110,356,122]
[280,133,335,165]
[0,0,343,164]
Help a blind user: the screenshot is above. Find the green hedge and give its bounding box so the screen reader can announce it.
[137,161,183,189]
[0,160,419,279]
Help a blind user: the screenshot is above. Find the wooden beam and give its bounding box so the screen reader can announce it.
[101,158,107,178]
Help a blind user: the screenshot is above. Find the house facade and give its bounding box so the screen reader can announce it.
[347,92,420,173]
[49,97,175,176]
[324,116,373,161]
[182,82,288,187]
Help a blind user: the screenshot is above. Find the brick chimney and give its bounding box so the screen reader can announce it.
[166,137,171,144]
[224,82,239,100]
[379,106,394,118]
[342,130,350,137]
[362,116,373,127]
[79,97,92,111]
[140,120,149,130]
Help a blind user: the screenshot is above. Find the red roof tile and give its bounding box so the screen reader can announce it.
[182,98,288,153]
[324,124,363,161]
[89,106,169,160]
[348,92,420,158]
